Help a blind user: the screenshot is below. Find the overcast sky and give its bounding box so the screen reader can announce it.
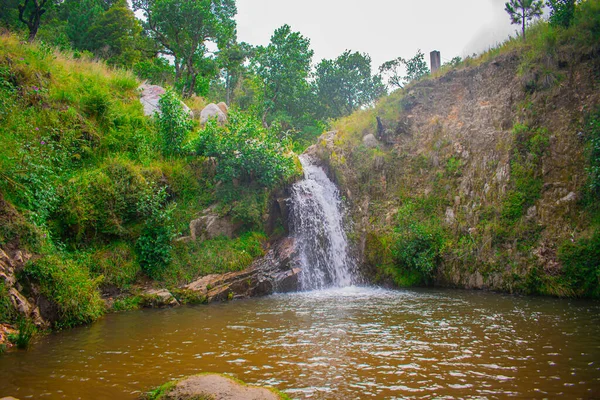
[236,0,522,70]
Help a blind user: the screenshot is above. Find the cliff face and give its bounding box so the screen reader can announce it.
[311,42,600,296]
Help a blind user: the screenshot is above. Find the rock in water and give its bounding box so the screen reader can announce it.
[148,373,285,399]
[200,103,227,125]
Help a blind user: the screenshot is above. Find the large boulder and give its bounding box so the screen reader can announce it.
[189,206,241,242]
[184,237,301,303]
[138,84,193,118]
[200,103,227,125]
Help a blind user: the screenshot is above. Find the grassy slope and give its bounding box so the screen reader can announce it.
[0,34,269,329]
[320,1,600,297]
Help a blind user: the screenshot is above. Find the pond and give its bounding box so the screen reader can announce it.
[1,287,599,399]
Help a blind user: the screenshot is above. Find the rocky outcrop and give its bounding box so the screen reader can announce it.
[200,103,227,125]
[182,205,241,243]
[138,84,193,118]
[0,248,47,328]
[147,373,285,400]
[184,237,301,303]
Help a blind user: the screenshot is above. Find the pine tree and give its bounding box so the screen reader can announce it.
[505,0,544,41]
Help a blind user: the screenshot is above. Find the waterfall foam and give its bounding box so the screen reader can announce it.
[290,154,357,290]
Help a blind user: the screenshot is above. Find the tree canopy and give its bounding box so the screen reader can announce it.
[505,0,544,40]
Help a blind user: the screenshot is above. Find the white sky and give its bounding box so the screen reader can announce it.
[236,0,522,70]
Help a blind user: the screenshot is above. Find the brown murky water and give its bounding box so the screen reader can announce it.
[1,287,599,399]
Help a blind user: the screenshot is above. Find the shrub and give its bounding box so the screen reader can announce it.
[558,230,600,298]
[196,111,297,187]
[391,201,446,284]
[135,187,175,280]
[8,318,37,349]
[23,255,105,329]
[586,109,600,199]
[156,89,193,157]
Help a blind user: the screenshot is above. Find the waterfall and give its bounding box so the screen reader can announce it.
[289,154,357,290]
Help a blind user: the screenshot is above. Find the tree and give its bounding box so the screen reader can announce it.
[315,50,386,120]
[505,0,544,41]
[18,0,52,41]
[379,49,430,89]
[217,41,254,106]
[87,0,145,67]
[547,0,577,28]
[253,24,314,128]
[132,0,236,97]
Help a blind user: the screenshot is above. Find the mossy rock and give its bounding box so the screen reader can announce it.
[145,373,289,400]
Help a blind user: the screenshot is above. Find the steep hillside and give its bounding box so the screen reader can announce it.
[0,34,293,334]
[311,3,600,297]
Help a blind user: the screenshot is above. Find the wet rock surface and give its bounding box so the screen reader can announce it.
[149,373,281,400]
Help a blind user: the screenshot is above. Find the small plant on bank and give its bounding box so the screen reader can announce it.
[8,318,37,349]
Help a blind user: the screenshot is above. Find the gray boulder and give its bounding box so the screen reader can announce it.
[138,84,193,118]
[200,103,227,125]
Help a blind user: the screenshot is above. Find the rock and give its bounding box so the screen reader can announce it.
[445,207,455,224]
[217,101,229,115]
[362,133,379,148]
[200,103,227,125]
[556,191,577,205]
[150,373,284,400]
[526,205,537,219]
[189,206,241,242]
[184,237,301,303]
[138,84,193,118]
[141,289,180,308]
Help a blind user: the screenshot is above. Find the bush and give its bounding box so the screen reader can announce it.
[8,318,37,349]
[586,109,600,199]
[23,255,105,329]
[196,111,297,187]
[558,230,600,297]
[156,89,193,157]
[391,200,446,284]
[135,187,175,280]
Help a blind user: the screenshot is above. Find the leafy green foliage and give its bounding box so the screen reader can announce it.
[88,242,140,289]
[132,0,236,96]
[196,111,296,187]
[557,230,600,297]
[392,200,446,283]
[547,0,577,28]
[315,50,386,120]
[135,186,175,280]
[156,89,193,157]
[23,254,105,329]
[253,24,314,128]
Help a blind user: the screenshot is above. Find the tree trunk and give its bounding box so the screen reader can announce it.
[522,8,526,41]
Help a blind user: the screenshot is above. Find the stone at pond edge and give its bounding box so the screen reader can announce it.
[141,289,180,308]
[146,373,286,400]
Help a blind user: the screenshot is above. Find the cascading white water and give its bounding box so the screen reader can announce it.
[290,154,357,290]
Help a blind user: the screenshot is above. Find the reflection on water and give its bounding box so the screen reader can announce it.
[1,287,599,399]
